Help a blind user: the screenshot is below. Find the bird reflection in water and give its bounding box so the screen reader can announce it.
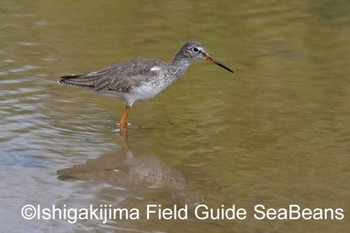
[57,136,201,208]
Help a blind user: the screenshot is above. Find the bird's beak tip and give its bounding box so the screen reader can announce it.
[205,53,234,73]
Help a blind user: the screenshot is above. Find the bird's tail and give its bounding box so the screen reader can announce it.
[58,73,100,88]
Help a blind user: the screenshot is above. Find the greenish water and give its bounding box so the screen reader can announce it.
[1,1,349,232]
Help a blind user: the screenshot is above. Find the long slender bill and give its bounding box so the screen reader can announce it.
[205,54,234,73]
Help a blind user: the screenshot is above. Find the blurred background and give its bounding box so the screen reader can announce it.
[0,0,349,232]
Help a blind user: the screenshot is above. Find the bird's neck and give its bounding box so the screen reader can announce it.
[166,55,192,80]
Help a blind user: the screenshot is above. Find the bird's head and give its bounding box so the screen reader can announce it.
[177,41,234,73]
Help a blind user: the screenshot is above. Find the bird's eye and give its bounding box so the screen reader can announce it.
[192,47,199,53]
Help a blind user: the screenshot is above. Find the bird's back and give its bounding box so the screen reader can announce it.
[58,59,166,93]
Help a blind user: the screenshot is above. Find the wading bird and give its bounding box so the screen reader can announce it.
[58,41,233,134]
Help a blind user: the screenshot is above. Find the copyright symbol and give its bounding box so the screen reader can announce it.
[21,204,36,220]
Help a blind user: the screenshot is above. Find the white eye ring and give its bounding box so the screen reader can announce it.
[192,47,200,53]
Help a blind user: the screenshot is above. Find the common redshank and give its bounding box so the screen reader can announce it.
[58,41,233,133]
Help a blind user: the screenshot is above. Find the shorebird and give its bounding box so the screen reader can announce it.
[58,41,233,134]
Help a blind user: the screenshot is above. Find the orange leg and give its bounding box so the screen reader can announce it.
[119,106,131,132]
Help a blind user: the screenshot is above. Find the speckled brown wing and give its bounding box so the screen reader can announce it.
[58,59,166,93]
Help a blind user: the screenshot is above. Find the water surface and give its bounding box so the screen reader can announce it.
[1,1,349,232]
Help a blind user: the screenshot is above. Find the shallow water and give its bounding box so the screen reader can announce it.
[1,1,349,232]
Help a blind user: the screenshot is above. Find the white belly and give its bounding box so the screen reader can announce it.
[130,82,166,100]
